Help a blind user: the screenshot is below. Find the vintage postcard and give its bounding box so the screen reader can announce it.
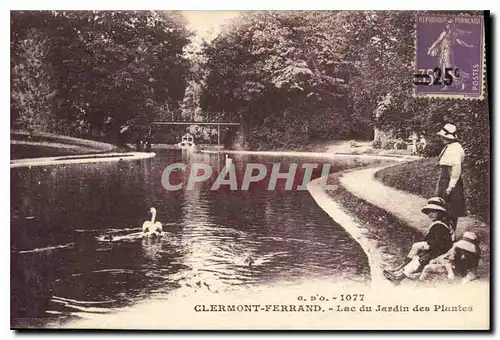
[10,10,491,330]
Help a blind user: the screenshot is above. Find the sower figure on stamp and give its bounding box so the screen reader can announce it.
[435,123,466,236]
[383,197,454,284]
[427,18,474,90]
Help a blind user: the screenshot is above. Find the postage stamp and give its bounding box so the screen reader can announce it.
[414,14,485,99]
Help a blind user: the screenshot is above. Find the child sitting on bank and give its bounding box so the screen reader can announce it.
[383,197,454,284]
[419,231,480,283]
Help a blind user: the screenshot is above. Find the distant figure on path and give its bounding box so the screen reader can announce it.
[144,136,152,152]
[435,123,466,233]
[418,135,427,155]
[410,133,418,154]
[225,154,233,167]
[135,138,143,152]
[420,135,427,149]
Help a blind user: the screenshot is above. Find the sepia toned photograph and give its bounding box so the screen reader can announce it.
[10,9,491,330]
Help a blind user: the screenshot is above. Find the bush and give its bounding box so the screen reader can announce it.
[416,142,425,155]
[382,139,395,150]
[420,138,444,158]
[394,139,407,150]
[463,159,490,222]
[371,139,382,149]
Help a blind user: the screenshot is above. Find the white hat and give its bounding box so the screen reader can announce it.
[437,123,458,140]
[421,197,448,215]
[455,231,478,254]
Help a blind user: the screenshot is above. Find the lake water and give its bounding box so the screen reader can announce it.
[10,150,386,327]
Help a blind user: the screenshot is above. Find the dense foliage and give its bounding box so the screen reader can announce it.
[11,10,192,144]
[199,10,489,219]
[201,12,352,149]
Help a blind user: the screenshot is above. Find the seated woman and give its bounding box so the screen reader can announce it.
[419,231,480,283]
[384,197,454,284]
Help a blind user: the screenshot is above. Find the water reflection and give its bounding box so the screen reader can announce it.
[11,150,385,326]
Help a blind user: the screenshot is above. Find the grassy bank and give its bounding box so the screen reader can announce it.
[10,143,84,159]
[327,183,422,273]
[374,158,489,223]
[10,131,119,159]
[375,158,438,198]
[11,131,117,151]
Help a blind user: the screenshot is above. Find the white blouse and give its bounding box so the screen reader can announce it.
[439,142,465,166]
[438,142,465,189]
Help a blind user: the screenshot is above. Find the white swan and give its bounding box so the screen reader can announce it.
[142,207,163,238]
[225,154,233,167]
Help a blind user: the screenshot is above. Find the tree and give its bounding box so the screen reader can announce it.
[200,11,357,149]
[11,10,192,142]
[11,27,56,133]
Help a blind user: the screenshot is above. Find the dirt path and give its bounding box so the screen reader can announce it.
[340,164,490,279]
[324,140,372,154]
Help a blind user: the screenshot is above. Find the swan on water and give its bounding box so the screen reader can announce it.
[142,207,163,238]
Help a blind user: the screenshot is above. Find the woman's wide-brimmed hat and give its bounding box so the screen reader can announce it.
[421,197,448,215]
[437,123,458,140]
[455,231,478,254]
